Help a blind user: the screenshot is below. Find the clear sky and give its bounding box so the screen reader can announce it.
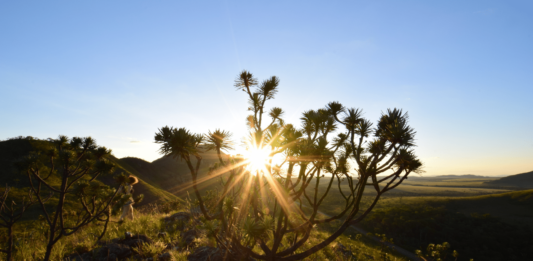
[1,1,532,176]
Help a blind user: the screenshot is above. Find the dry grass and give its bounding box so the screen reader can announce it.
[1,203,412,261]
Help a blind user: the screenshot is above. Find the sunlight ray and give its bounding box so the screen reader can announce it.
[166,159,249,195]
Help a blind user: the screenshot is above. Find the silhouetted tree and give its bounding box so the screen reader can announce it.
[155,71,423,260]
[18,136,120,261]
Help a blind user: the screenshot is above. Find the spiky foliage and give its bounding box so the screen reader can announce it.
[154,126,204,161]
[205,129,234,154]
[16,136,121,261]
[155,71,422,260]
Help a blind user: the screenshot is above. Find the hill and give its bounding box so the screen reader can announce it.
[483,170,533,188]
[444,189,533,230]
[120,149,227,197]
[359,189,533,260]
[0,137,179,206]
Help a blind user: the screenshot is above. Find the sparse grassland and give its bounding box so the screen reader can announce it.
[0,203,410,261]
[308,177,533,261]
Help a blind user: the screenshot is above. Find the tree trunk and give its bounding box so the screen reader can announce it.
[6,225,13,261]
[43,175,68,261]
[43,242,54,261]
[96,213,110,242]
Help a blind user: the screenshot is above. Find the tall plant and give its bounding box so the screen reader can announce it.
[155,71,423,260]
[18,136,119,261]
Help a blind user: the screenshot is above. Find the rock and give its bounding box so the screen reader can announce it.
[94,243,132,261]
[165,212,192,230]
[187,246,226,261]
[167,212,192,222]
[65,252,92,261]
[158,252,172,261]
[119,234,153,248]
[334,243,353,258]
[96,237,121,246]
[181,229,199,247]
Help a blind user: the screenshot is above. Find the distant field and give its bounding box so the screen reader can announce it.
[389,183,511,196]
[310,176,532,230]
[313,177,513,198]
[403,177,498,187]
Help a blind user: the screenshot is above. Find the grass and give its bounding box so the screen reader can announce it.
[1,202,412,261]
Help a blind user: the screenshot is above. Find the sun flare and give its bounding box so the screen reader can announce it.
[243,145,272,175]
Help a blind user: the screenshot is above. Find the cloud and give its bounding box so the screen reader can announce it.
[130,140,141,143]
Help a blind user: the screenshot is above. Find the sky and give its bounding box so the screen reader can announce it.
[1,1,532,176]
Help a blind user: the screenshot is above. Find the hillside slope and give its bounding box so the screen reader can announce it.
[445,189,533,230]
[359,189,533,261]
[0,137,179,206]
[120,149,226,197]
[483,170,533,188]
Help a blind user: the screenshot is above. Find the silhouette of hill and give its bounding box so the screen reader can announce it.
[0,137,178,206]
[120,149,226,197]
[443,189,533,232]
[483,171,533,188]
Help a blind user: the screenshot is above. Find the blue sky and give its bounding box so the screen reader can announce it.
[1,1,532,176]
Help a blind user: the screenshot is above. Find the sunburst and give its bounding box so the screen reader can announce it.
[243,144,272,175]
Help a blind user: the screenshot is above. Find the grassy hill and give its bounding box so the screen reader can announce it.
[0,137,179,206]
[483,170,533,188]
[120,149,227,198]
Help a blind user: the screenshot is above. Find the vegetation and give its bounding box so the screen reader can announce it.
[0,137,179,206]
[415,242,459,261]
[359,198,533,260]
[303,180,533,260]
[15,136,123,261]
[0,186,34,260]
[0,200,408,260]
[154,70,423,260]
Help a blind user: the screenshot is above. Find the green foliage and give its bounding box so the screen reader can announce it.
[154,127,204,161]
[0,137,179,209]
[241,216,270,244]
[361,204,533,260]
[373,233,395,261]
[416,242,458,261]
[15,136,125,260]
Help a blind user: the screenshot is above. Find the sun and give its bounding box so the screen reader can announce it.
[243,145,272,175]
